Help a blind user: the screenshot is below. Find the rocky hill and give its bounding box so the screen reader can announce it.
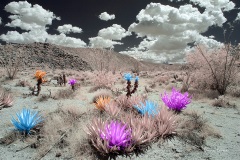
[0,42,154,71]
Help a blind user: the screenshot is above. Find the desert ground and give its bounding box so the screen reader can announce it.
[0,43,240,160]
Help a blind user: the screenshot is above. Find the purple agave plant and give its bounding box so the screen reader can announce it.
[161,87,191,112]
[101,121,132,150]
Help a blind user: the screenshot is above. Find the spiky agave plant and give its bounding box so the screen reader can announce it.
[11,108,43,134]
[94,96,111,111]
[85,118,133,155]
[101,120,132,150]
[161,87,191,113]
[134,100,159,117]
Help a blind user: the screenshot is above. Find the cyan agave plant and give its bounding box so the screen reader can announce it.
[11,108,43,134]
[161,87,191,112]
[101,120,132,150]
[134,100,159,117]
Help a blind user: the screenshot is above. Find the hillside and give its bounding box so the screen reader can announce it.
[0,43,157,72]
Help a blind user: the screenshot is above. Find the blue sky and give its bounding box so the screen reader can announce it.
[0,0,239,63]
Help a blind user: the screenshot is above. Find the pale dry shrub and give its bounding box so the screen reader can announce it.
[228,87,240,97]
[155,106,178,138]
[0,89,13,109]
[177,110,221,149]
[15,80,31,87]
[115,94,146,110]
[105,101,121,117]
[37,106,85,158]
[212,95,235,108]
[121,113,157,147]
[91,71,117,89]
[153,75,170,85]
[187,44,240,95]
[54,88,76,99]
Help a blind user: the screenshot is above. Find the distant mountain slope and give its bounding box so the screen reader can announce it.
[0,43,151,71]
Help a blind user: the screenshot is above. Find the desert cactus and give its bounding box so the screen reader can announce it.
[124,73,139,97]
[34,70,46,96]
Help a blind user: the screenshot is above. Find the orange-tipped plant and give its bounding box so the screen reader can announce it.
[34,70,46,96]
[94,96,111,111]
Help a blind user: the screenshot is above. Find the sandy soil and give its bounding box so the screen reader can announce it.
[0,69,240,160]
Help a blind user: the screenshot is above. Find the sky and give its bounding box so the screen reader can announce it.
[0,0,240,63]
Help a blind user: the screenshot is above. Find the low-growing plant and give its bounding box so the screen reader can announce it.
[11,108,43,134]
[0,89,13,109]
[34,70,47,96]
[161,87,192,113]
[155,106,178,138]
[68,78,77,91]
[124,73,139,97]
[94,96,111,111]
[134,100,159,117]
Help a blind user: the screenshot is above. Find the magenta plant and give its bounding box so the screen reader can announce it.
[68,79,77,86]
[68,79,77,90]
[101,120,132,150]
[161,88,191,112]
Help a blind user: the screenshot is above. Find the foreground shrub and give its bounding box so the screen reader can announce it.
[85,119,134,155]
[155,106,178,138]
[187,44,240,95]
[0,89,13,109]
[161,88,191,112]
[11,108,43,134]
[100,120,132,150]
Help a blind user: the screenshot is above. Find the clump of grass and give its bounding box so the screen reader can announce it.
[54,88,76,99]
[177,110,221,150]
[212,95,236,108]
[0,88,14,109]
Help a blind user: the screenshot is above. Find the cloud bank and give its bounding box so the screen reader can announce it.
[122,1,235,63]
[99,12,115,21]
[0,1,86,48]
[4,1,60,31]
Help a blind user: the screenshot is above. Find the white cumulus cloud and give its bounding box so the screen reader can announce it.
[57,24,82,34]
[1,1,86,48]
[125,1,233,63]
[99,12,115,21]
[235,12,240,21]
[0,30,86,48]
[89,36,122,49]
[0,17,2,25]
[98,24,131,40]
[4,1,60,31]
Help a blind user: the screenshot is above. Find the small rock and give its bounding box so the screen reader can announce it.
[56,152,62,157]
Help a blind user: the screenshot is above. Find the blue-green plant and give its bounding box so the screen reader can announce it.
[123,73,139,97]
[11,108,43,134]
[134,100,159,117]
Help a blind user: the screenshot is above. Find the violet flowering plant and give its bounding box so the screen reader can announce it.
[161,87,191,112]
[68,79,77,86]
[100,120,132,150]
[68,79,77,90]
